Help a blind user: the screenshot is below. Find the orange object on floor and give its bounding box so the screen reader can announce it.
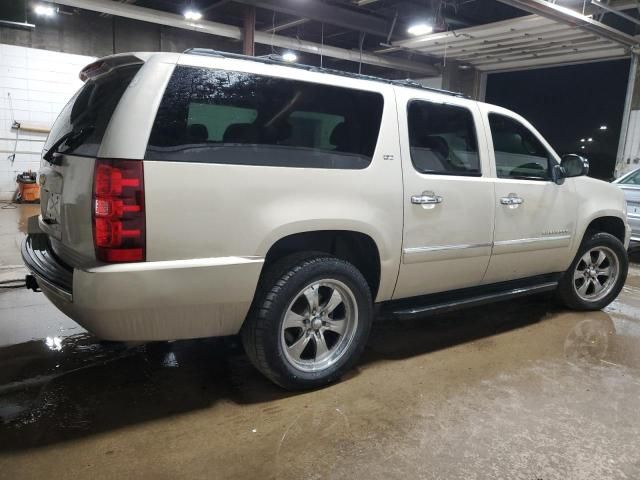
[18,181,40,202]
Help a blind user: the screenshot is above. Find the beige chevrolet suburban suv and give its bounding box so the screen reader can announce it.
[23,49,631,389]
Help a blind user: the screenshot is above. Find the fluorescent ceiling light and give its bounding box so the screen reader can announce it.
[599,125,607,130]
[282,51,298,62]
[184,10,202,21]
[580,138,585,142]
[588,137,593,142]
[407,23,433,36]
[34,4,56,16]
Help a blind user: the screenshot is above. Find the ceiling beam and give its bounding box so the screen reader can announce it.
[52,0,438,75]
[203,0,232,13]
[591,0,640,26]
[608,0,640,10]
[494,0,639,47]
[262,18,309,33]
[231,0,393,38]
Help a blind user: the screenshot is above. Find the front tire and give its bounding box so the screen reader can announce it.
[558,232,628,310]
[242,254,373,390]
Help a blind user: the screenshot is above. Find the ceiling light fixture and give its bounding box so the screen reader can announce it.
[282,51,298,62]
[407,23,433,36]
[599,125,607,130]
[184,10,202,21]
[34,4,56,16]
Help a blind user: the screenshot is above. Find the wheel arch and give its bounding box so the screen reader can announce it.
[261,230,383,301]
[581,215,627,245]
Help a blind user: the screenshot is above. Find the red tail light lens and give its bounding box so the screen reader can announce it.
[92,159,145,263]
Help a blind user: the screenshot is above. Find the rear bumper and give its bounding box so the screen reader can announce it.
[22,234,264,341]
[21,234,73,302]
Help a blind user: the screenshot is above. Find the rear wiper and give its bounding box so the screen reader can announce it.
[43,126,94,165]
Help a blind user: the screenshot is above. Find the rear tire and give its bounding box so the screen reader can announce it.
[242,254,373,390]
[558,232,628,311]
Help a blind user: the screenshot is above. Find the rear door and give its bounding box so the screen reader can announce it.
[393,90,495,299]
[39,57,146,267]
[480,105,577,283]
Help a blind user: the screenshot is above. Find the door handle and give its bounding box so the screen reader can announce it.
[411,192,443,205]
[500,193,524,208]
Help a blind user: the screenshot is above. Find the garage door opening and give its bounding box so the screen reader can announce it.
[486,59,630,180]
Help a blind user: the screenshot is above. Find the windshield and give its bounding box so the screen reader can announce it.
[44,64,141,157]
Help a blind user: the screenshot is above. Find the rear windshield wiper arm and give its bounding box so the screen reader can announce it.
[43,126,94,164]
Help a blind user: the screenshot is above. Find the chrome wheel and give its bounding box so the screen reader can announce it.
[280,279,358,372]
[573,246,620,302]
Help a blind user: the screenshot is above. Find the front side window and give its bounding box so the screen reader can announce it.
[489,113,553,181]
[407,100,481,176]
[146,66,384,169]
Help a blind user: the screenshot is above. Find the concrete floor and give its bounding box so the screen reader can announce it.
[1,205,640,479]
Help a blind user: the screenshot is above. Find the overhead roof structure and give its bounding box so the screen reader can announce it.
[392,14,633,72]
[33,0,640,76]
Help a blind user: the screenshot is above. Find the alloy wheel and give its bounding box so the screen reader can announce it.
[573,246,620,302]
[280,279,358,372]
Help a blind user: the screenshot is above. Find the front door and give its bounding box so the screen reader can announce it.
[393,92,495,300]
[480,107,577,284]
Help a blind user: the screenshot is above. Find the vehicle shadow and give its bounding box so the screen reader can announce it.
[0,293,559,451]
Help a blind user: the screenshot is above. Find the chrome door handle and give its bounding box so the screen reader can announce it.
[500,194,524,207]
[411,192,443,205]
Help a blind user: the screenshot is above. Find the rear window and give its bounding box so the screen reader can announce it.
[45,64,141,157]
[145,66,384,169]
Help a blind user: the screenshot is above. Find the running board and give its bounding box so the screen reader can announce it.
[384,279,559,320]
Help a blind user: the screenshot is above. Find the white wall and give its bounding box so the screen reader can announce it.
[0,44,95,200]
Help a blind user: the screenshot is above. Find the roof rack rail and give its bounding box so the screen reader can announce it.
[182,48,466,99]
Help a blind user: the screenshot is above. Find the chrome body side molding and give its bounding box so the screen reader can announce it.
[402,242,493,264]
[403,235,572,263]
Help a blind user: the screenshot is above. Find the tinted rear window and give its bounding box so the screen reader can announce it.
[145,66,384,169]
[45,64,141,157]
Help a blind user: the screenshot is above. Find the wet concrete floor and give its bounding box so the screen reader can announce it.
[2,205,640,479]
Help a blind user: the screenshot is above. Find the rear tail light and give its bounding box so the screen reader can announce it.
[92,159,145,263]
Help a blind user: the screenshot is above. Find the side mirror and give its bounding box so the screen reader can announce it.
[551,164,566,185]
[561,154,589,178]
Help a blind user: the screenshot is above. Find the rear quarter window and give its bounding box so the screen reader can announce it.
[145,66,384,169]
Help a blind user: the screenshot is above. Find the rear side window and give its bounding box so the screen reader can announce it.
[45,64,141,157]
[145,66,384,169]
[489,113,553,181]
[407,100,481,176]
